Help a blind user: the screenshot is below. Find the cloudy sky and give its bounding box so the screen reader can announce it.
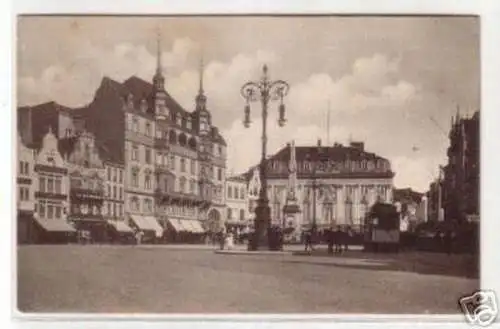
[17,16,479,192]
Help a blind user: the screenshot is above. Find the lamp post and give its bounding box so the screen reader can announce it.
[241,64,290,250]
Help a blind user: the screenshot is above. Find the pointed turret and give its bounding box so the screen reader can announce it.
[153,30,165,91]
[195,57,207,112]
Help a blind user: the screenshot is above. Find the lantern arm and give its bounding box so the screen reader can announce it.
[268,80,290,101]
[240,82,261,103]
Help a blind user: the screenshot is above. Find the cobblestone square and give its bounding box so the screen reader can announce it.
[17,245,478,314]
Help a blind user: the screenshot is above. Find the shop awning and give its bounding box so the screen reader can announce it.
[35,218,76,233]
[191,220,205,233]
[167,218,184,232]
[108,220,134,233]
[130,215,163,237]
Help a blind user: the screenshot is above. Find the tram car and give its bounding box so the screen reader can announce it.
[363,202,400,252]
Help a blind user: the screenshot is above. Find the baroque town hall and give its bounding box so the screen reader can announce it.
[17,39,227,243]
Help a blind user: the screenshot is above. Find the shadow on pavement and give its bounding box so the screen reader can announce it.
[286,250,479,279]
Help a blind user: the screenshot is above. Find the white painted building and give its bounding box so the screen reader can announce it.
[244,141,394,232]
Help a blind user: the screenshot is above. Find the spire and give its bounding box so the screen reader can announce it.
[156,29,162,76]
[195,56,207,112]
[455,104,461,124]
[198,57,204,95]
[153,29,165,90]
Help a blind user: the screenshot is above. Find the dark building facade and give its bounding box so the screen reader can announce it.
[442,110,480,223]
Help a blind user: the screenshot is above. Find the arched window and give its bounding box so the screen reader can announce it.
[169,130,177,144]
[132,117,139,132]
[178,133,187,146]
[188,137,197,150]
[179,177,186,193]
[145,122,152,137]
[144,171,152,189]
[180,158,186,172]
[131,167,139,187]
[140,99,148,113]
[189,179,195,194]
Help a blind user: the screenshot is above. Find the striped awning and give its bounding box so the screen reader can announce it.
[35,218,76,233]
[167,218,184,232]
[130,215,163,237]
[108,220,134,233]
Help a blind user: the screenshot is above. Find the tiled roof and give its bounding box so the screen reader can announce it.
[240,143,392,180]
[269,144,387,163]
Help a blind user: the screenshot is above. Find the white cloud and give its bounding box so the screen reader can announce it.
[17,40,441,192]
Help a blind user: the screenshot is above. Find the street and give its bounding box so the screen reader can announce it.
[17,245,478,314]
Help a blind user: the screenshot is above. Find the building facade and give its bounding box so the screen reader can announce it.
[245,140,394,232]
[102,160,125,222]
[442,110,479,223]
[32,128,75,242]
[59,130,107,242]
[224,175,248,230]
[17,134,36,243]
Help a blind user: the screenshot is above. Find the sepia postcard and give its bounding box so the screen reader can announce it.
[13,10,493,326]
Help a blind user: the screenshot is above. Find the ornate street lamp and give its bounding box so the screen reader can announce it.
[241,64,290,250]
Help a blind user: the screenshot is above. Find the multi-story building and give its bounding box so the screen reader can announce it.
[224,175,248,231]
[102,158,125,221]
[58,129,107,242]
[32,127,75,243]
[154,61,227,239]
[244,140,394,232]
[442,110,479,223]
[17,134,36,244]
[67,39,227,241]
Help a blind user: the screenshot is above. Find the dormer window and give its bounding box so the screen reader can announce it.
[127,94,134,108]
[140,99,148,113]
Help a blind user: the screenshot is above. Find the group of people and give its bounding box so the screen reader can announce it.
[303,226,353,254]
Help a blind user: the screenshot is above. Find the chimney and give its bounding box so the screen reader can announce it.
[317,139,322,147]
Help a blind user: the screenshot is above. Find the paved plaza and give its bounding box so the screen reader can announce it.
[17,245,478,314]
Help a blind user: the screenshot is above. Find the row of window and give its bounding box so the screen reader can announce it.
[19,161,30,176]
[129,197,153,213]
[227,208,245,221]
[37,200,64,219]
[106,184,124,200]
[18,186,31,201]
[104,201,124,218]
[39,175,63,194]
[70,178,103,191]
[166,204,197,218]
[107,167,123,183]
[130,144,153,164]
[227,185,246,200]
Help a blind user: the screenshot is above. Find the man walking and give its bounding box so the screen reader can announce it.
[304,229,314,252]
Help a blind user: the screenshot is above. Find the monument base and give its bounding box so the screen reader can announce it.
[248,202,272,251]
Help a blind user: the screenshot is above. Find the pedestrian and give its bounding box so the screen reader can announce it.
[219,229,226,250]
[334,226,343,254]
[327,227,334,255]
[304,230,314,252]
[344,226,352,252]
